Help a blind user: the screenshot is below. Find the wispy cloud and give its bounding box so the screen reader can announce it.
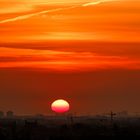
[82,0,104,7]
[0,8,67,24]
[0,47,140,71]
[0,0,110,24]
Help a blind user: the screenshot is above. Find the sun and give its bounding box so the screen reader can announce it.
[51,99,70,113]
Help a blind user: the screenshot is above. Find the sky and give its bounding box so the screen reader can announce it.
[0,0,140,115]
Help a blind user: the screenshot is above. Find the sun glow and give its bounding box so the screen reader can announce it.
[51,99,70,113]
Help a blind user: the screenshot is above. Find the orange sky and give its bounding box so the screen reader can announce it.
[0,0,140,43]
[0,0,140,115]
[0,0,140,71]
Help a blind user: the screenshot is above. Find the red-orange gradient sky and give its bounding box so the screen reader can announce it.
[0,0,140,115]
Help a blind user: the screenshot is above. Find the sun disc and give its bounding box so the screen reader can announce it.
[51,99,70,113]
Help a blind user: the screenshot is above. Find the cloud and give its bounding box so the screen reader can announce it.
[0,47,140,71]
[0,0,109,24]
[82,0,119,7]
[0,8,66,24]
[82,0,105,6]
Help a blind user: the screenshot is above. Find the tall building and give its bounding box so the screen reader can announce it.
[0,111,4,118]
[117,111,128,117]
[6,111,14,118]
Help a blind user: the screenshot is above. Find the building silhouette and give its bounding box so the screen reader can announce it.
[6,111,14,118]
[0,111,4,118]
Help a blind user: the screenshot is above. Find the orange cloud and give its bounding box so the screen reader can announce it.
[0,0,107,24]
[0,47,140,71]
[0,0,139,43]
